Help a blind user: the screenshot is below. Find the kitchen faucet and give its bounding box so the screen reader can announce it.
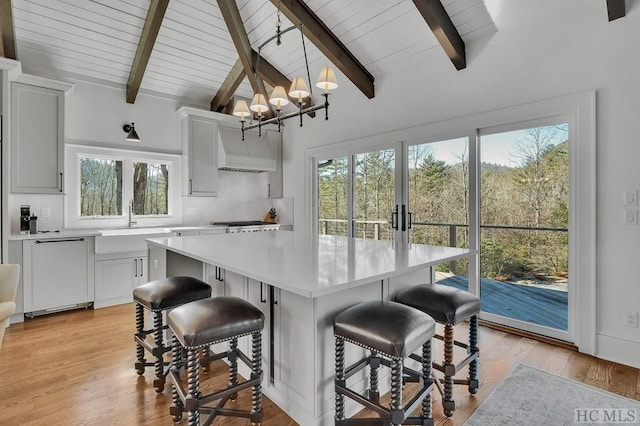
[128,199,137,228]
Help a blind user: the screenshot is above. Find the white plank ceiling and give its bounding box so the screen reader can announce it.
[10,0,602,108]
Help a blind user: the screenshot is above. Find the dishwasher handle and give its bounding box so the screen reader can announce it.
[35,237,85,244]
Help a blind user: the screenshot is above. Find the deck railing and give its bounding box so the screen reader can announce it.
[318,219,568,273]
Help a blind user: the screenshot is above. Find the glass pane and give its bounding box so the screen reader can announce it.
[354,149,395,240]
[317,157,348,236]
[133,162,169,215]
[80,157,123,216]
[407,138,470,289]
[480,124,569,331]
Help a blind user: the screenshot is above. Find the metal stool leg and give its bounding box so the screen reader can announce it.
[153,311,165,392]
[186,349,200,426]
[334,336,345,423]
[134,303,146,375]
[250,332,263,426]
[468,314,479,394]
[390,358,403,426]
[442,324,455,417]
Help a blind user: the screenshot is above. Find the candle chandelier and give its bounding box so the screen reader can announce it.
[232,5,338,140]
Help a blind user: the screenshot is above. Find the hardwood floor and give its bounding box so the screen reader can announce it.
[1,304,638,425]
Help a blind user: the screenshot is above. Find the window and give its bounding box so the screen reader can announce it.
[66,145,182,228]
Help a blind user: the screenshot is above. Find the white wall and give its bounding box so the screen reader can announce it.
[283,2,640,367]
[7,80,287,233]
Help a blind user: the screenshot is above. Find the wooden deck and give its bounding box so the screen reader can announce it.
[438,275,568,330]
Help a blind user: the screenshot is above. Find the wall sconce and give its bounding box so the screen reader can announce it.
[123,122,141,142]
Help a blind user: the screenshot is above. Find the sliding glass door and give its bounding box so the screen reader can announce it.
[479,122,570,339]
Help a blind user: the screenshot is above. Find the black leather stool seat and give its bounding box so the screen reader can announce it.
[395,283,481,325]
[169,297,264,348]
[133,276,211,311]
[334,300,435,358]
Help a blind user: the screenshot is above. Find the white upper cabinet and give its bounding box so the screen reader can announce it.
[11,82,65,193]
[178,107,219,197]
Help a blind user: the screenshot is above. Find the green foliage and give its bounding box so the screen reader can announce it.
[317,125,569,281]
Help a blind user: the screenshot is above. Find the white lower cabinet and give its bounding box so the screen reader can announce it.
[94,254,147,308]
[23,237,94,314]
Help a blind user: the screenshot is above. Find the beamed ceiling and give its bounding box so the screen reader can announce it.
[0,0,627,112]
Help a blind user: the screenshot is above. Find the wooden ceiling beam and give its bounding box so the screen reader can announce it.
[0,0,17,60]
[211,59,245,112]
[412,0,466,70]
[270,0,375,99]
[217,0,272,116]
[606,0,626,21]
[126,0,169,104]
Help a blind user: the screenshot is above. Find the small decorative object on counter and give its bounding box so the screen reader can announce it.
[29,215,38,234]
[263,207,278,223]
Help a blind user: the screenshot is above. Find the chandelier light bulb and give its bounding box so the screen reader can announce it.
[269,86,290,109]
[316,67,338,93]
[289,77,309,104]
[232,100,251,121]
[250,93,269,114]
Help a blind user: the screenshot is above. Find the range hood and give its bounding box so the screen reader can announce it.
[218,126,276,173]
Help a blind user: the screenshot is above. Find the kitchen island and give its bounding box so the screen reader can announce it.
[147,231,474,425]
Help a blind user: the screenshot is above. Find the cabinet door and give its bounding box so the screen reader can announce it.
[184,115,218,196]
[246,280,272,384]
[266,130,283,198]
[95,258,138,308]
[11,83,64,194]
[23,238,92,312]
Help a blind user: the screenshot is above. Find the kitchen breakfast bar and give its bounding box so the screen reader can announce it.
[146,231,474,425]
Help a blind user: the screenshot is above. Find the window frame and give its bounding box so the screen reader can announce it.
[65,144,182,229]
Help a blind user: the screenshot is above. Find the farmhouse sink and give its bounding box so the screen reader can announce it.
[95,227,173,254]
[98,227,171,236]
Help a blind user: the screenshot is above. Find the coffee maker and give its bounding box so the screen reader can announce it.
[20,205,31,234]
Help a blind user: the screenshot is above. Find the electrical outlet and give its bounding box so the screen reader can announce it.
[186,207,198,216]
[41,207,51,218]
[153,259,159,270]
[624,311,638,328]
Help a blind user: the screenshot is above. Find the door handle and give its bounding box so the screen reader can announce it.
[408,211,413,229]
[59,172,63,192]
[391,205,399,230]
[401,204,406,231]
[189,179,193,195]
[260,282,267,303]
[134,258,138,277]
[139,258,143,277]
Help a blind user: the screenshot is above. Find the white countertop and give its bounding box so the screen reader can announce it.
[147,231,474,298]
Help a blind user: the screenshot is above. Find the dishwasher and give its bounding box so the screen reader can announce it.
[23,237,95,317]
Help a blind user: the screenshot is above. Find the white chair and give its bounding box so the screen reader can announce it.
[0,264,20,349]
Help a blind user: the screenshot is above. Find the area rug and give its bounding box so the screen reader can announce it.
[464,364,640,425]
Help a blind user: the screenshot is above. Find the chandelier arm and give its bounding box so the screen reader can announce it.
[257,24,300,51]
[243,103,325,133]
[300,24,313,98]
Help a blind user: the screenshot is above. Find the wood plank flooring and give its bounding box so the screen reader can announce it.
[0,303,638,425]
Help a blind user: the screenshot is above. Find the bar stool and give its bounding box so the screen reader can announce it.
[168,296,264,426]
[334,300,436,426]
[133,276,211,392]
[395,284,481,417]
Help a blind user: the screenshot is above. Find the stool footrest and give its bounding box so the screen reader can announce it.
[337,355,433,425]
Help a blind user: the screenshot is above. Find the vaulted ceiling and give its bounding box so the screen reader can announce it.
[0,0,627,112]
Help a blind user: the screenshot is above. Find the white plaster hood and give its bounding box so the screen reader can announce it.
[218,126,276,173]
